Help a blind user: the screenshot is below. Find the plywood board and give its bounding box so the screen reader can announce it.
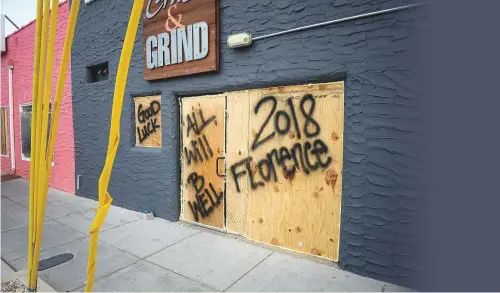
[142,0,219,81]
[180,94,225,229]
[135,96,162,147]
[225,90,250,234]
[226,82,344,261]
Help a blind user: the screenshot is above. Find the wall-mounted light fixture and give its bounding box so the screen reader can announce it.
[227,32,252,49]
[226,3,424,50]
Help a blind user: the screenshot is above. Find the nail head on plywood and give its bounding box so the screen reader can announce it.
[325,168,338,187]
[311,247,323,256]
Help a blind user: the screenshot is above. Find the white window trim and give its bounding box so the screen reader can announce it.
[0,106,9,157]
[19,102,55,166]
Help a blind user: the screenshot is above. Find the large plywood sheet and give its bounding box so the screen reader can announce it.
[226,82,344,261]
[180,94,225,229]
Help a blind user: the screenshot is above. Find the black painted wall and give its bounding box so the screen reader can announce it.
[71,0,425,288]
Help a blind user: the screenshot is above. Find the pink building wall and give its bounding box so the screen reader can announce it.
[1,1,75,194]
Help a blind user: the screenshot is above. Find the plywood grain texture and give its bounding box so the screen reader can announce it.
[135,96,162,147]
[225,90,250,234]
[225,82,345,261]
[180,94,225,229]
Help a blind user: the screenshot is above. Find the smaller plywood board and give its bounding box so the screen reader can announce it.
[135,95,162,148]
[180,94,225,229]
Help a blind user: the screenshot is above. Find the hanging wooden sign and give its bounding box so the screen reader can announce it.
[135,95,162,147]
[143,0,219,81]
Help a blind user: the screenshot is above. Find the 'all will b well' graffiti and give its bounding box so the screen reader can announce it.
[184,108,222,221]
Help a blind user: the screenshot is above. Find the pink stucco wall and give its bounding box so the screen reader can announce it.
[1,1,75,194]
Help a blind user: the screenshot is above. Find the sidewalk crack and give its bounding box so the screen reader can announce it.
[223,251,273,292]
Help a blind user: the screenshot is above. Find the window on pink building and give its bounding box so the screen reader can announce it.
[20,103,52,161]
[1,107,8,156]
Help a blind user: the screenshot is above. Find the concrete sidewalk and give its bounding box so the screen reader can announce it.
[1,179,408,292]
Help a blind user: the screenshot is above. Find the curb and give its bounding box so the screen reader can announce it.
[1,260,56,292]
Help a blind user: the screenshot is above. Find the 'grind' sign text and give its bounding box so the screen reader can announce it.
[142,0,219,80]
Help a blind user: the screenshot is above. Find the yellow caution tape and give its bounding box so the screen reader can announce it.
[84,0,145,291]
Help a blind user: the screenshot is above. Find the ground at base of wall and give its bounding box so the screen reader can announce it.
[1,174,21,182]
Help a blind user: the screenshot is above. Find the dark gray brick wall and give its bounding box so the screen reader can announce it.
[71,0,425,287]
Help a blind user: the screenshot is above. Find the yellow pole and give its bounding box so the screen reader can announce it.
[46,0,80,176]
[28,0,50,289]
[28,0,81,286]
[27,0,44,288]
[29,0,60,288]
[32,0,50,200]
[84,0,145,291]
[30,0,50,285]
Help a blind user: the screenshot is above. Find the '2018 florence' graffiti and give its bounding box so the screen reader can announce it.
[185,93,333,222]
[230,94,332,193]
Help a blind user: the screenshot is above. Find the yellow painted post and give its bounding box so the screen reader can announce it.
[46,0,80,177]
[27,0,44,288]
[32,0,50,218]
[29,0,51,286]
[27,0,50,289]
[29,0,60,288]
[84,0,145,291]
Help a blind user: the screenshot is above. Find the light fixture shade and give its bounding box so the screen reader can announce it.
[227,32,252,49]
